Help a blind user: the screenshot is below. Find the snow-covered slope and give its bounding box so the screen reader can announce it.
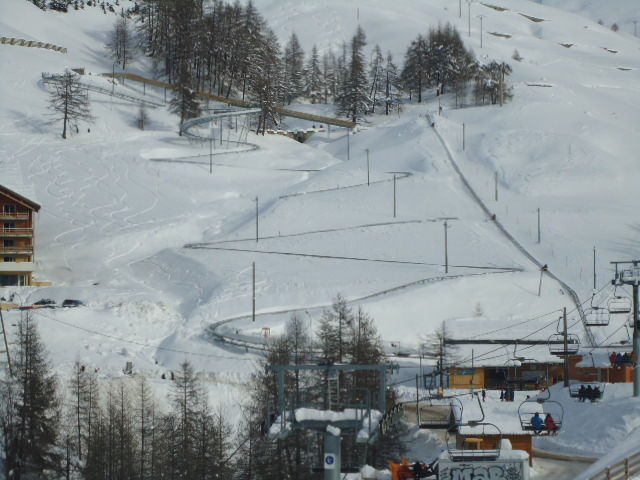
[2,0,640,468]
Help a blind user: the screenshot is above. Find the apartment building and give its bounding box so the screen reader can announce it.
[0,184,41,286]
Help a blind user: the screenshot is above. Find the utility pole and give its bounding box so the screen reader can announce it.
[459,0,462,18]
[462,123,465,151]
[416,375,421,424]
[347,128,350,160]
[209,137,213,174]
[252,262,256,322]
[444,220,449,273]
[611,261,640,397]
[471,349,475,392]
[467,0,472,37]
[366,149,370,186]
[255,197,259,242]
[633,20,638,37]
[563,307,569,387]
[494,171,499,202]
[538,264,548,296]
[393,174,397,218]
[478,15,485,48]
[593,247,597,290]
[537,208,541,243]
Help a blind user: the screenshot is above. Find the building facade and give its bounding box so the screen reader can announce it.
[0,185,40,286]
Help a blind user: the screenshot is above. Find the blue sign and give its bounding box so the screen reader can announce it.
[324,454,336,469]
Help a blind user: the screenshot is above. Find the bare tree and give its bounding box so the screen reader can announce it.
[137,105,149,130]
[109,16,136,69]
[47,71,94,139]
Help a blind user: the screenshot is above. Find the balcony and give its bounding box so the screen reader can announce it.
[0,245,33,255]
[0,212,29,221]
[0,262,34,273]
[0,227,33,238]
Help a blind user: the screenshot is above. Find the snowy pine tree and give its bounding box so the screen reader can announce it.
[305,44,323,104]
[282,32,305,105]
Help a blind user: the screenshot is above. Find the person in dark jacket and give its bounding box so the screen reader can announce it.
[578,384,586,402]
[531,413,544,434]
[585,385,594,401]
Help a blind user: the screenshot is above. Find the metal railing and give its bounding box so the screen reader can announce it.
[0,246,33,254]
[0,212,29,220]
[42,73,164,108]
[103,72,357,128]
[0,228,33,236]
[589,451,640,480]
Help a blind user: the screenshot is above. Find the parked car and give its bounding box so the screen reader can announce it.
[62,299,84,308]
[33,299,56,309]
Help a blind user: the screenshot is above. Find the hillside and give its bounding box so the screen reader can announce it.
[1,0,640,474]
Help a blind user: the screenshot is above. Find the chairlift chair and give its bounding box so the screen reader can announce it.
[445,394,502,461]
[569,382,605,401]
[548,334,580,356]
[517,391,564,434]
[416,394,463,431]
[608,296,632,315]
[584,307,610,327]
[445,422,502,462]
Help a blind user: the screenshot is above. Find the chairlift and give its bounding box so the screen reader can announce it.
[608,296,632,315]
[446,394,502,461]
[584,307,610,327]
[517,390,564,434]
[548,334,580,356]
[416,389,463,431]
[568,382,605,401]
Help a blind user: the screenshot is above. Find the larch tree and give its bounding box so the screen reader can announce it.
[47,70,94,139]
[108,16,136,70]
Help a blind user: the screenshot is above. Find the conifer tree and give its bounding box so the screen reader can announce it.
[384,51,402,115]
[282,32,305,105]
[2,313,60,480]
[368,44,385,113]
[305,44,323,104]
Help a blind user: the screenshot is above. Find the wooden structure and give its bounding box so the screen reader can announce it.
[456,433,534,465]
[450,355,636,389]
[587,450,640,480]
[0,185,40,286]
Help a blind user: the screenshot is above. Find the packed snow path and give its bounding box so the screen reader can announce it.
[428,113,595,346]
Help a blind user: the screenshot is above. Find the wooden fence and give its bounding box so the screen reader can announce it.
[589,451,640,480]
[0,37,67,54]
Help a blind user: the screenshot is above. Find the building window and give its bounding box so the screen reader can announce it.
[3,205,16,214]
[4,239,15,247]
[3,257,16,262]
[4,222,15,229]
[0,275,19,286]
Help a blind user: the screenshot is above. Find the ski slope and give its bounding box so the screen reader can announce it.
[1,0,640,472]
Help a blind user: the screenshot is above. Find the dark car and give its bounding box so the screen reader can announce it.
[33,299,56,309]
[62,299,84,308]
